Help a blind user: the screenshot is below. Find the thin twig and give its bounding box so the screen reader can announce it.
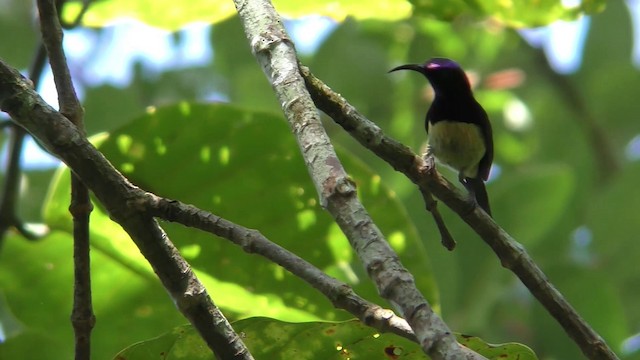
[300,65,619,360]
[0,126,29,243]
[232,1,473,359]
[0,60,254,360]
[37,0,82,118]
[418,164,455,250]
[139,194,487,360]
[0,44,49,247]
[36,0,94,358]
[142,195,417,340]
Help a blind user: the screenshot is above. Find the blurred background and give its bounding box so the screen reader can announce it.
[0,0,639,358]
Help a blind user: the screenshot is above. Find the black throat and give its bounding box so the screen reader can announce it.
[427,93,482,127]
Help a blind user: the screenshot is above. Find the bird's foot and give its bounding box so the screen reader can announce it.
[422,151,437,175]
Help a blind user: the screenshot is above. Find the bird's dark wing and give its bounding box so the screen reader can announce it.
[463,176,491,216]
[475,102,493,182]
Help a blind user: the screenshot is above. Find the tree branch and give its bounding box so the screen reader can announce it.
[139,194,486,359]
[0,126,31,243]
[0,36,49,247]
[141,195,416,338]
[0,58,481,358]
[0,59,253,360]
[300,65,619,360]
[232,1,474,359]
[37,1,94,357]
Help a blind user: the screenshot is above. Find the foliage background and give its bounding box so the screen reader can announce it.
[0,0,638,359]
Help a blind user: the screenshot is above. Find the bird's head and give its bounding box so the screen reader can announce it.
[389,58,472,97]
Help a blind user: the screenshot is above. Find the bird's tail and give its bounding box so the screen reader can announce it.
[463,177,491,217]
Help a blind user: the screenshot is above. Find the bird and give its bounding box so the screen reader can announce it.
[389,58,493,216]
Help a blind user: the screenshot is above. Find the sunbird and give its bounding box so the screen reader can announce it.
[390,58,493,216]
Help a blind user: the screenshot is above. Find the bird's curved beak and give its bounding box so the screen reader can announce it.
[388,64,424,73]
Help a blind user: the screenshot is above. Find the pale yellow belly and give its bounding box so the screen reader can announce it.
[428,121,486,178]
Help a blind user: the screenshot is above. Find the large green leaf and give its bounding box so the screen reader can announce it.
[113,318,538,359]
[0,232,186,359]
[61,0,604,30]
[43,102,437,322]
[410,0,604,28]
[62,0,411,30]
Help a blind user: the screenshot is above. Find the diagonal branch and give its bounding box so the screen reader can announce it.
[141,194,416,340]
[0,59,254,360]
[300,65,619,360]
[0,58,480,358]
[232,1,474,359]
[138,194,487,360]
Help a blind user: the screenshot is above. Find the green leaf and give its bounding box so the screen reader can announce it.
[83,84,147,136]
[0,232,186,359]
[62,0,412,30]
[457,333,538,360]
[114,318,538,359]
[410,0,605,28]
[62,0,238,30]
[43,102,437,322]
[62,0,605,30]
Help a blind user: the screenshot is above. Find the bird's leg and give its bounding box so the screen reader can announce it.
[422,146,436,175]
